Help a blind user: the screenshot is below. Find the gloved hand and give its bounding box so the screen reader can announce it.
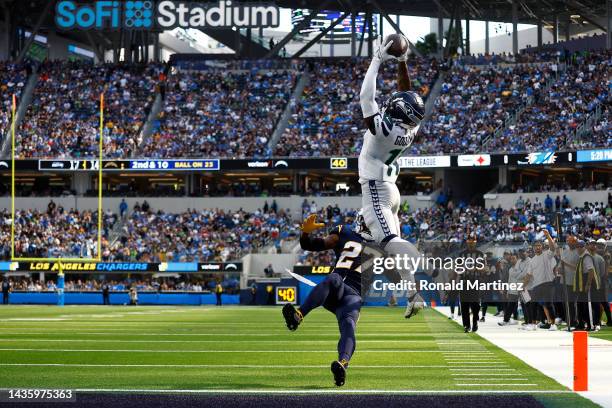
[300,214,325,234]
[374,40,395,62]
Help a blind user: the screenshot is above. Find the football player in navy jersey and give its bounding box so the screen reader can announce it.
[282,213,373,387]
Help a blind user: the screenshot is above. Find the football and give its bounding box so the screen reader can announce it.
[384,33,409,58]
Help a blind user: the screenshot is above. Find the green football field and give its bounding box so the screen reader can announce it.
[0,305,599,407]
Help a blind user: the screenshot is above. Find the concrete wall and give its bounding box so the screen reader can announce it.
[484,189,609,209]
[1,194,435,219]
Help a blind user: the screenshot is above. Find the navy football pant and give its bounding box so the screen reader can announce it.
[299,273,361,362]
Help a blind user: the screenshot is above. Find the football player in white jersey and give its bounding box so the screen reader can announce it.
[359,37,426,318]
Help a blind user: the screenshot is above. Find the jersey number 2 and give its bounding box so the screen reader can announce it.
[336,241,363,273]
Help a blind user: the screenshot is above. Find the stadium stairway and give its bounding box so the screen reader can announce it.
[481,63,566,150]
[421,69,445,125]
[267,70,309,152]
[566,100,606,148]
[0,65,38,158]
[133,93,163,157]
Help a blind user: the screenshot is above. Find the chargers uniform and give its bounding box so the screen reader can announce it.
[283,224,368,386]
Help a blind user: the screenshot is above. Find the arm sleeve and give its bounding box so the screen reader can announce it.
[299,234,327,252]
[360,58,381,118]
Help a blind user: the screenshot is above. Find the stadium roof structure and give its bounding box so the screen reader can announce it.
[1,0,610,61]
[276,0,609,28]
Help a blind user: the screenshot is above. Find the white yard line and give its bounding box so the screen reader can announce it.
[436,306,612,408]
[456,383,538,387]
[450,373,523,376]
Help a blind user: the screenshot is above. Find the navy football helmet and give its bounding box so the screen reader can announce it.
[383,91,424,129]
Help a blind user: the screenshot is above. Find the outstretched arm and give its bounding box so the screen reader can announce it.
[398,60,411,91]
[299,214,338,251]
[397,35,412,91]
[360,40,393,133]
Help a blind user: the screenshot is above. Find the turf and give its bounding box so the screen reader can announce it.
[0,306,599,407]
[591,324,612,341]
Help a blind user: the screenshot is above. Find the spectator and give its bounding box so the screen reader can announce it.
[102,281,110,305]
[2,277,10,304]
[119,199,128,219]
[264,264,275,277]
[215,281,223,306]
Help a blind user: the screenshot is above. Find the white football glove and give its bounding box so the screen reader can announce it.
[374,40,395,62]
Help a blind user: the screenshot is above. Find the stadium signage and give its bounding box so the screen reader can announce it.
[577,148,612,163]
[517,151,557,165]
[0,262,242,273]
[457,154,491,167]
[292,265,332,275]
[55,0,280,30]
[330,157,348,170]
[247,160,271,168]
[399,155,451,168]
[275,286,297,304]
[38,159,220,171]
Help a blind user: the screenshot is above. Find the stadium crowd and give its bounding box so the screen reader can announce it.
[0,51,608,159]
[7,277,238,293]
[417,62,558,154]
[142,67,298,158]
[496,52,610,153]
[108,205,297,262]
[2,195,608,264]
[297,198,611,264]
[15,61,161,158]
[0,62,29,144]
[3,203,112,259]
[273,57,439,157]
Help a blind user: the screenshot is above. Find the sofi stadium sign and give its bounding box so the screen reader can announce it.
[55,0,280,30]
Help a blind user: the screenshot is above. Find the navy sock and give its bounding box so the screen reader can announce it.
[338,316,356,362]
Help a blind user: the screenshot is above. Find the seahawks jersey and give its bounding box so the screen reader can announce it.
[358,112,419,184]
[329,225,367,293]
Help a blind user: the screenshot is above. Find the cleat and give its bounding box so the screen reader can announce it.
[472,323,478,332]
[404,294,424,319]
[548,324,558,331]
[498,321,509,326]
[464,326,470,333]
[331,359,348,386]
[282,304,303,331]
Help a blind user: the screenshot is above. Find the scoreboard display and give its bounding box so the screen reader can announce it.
[275,286,297,305]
